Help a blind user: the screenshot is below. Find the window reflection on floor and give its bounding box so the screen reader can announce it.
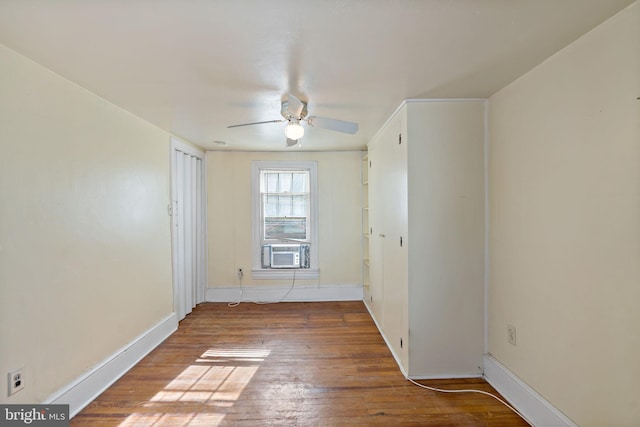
[118,348,270,426]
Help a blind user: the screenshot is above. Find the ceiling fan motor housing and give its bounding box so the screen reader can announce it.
[281,100,308,120]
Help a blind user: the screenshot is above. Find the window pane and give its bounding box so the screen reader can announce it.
[264,217,307,240]
[291,173,307,193]
[292,195,306,216]
[261,168,310,241]
[264,172,279,193]
[279,173,292,193]
[263,195,308,238]
[262,170,308,193]
[263,194,278,217]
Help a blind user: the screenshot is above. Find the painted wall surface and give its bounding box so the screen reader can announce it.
[488,3,640,426]
[207,150,362,288]
[406,101,486,377]
[0,45,174,403]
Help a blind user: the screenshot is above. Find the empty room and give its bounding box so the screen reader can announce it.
[0,1,638,426]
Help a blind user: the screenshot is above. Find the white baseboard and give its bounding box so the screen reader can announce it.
[45,312,178,418]
[206,283,363,303]
[483,354,578,427]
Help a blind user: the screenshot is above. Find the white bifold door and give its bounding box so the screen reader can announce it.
[171,138,206,321]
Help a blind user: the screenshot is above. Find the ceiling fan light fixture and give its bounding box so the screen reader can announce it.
[285,120,304,140]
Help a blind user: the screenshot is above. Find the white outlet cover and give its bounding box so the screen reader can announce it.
[8,369,24,396]
[507,324,517,346]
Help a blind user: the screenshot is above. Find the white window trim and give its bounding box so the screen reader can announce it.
[251,160,319,279]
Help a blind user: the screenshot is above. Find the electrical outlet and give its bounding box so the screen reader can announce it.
[507,324,517,346]
[8,368,24,396]
[237,268,243,279]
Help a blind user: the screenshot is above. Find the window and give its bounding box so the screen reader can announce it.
[261,169,309,242]
[252,161,318,278]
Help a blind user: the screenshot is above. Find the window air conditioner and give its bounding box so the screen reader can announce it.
[261,244,310,269]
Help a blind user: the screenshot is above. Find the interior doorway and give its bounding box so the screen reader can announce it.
[170,137,206,321]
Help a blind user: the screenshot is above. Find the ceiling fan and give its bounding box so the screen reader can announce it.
[228,93,358,147]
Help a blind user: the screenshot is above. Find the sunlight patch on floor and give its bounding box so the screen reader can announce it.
[200,348,272,362]
[118,412,225,426]
[119,347,270,427]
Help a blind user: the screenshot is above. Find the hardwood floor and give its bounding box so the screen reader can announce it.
[72,301,529,426]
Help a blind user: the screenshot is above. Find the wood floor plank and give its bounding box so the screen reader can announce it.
[71,302,529,426]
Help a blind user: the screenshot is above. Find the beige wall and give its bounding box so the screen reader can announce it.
[0,45,174,403]
[207,150,363,288]
[488,3,639,426]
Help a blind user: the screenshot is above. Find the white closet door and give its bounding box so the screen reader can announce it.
[187,156,199,313]
[195,158,205,304]
[175,152,187,319]
[183,153,194,318]
[171,140,205,322]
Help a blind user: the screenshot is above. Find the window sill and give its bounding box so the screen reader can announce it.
[251,268,319,280]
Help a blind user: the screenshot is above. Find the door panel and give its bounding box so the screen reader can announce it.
[381,115,406,359]
[171,140,205,321]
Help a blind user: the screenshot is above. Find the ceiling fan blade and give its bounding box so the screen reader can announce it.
[287,93,305,118]
[227,119,284,128]
[286,137,299,147]
[307,116,359,135]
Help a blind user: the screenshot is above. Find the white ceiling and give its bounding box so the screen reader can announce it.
[0,0,633,151]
